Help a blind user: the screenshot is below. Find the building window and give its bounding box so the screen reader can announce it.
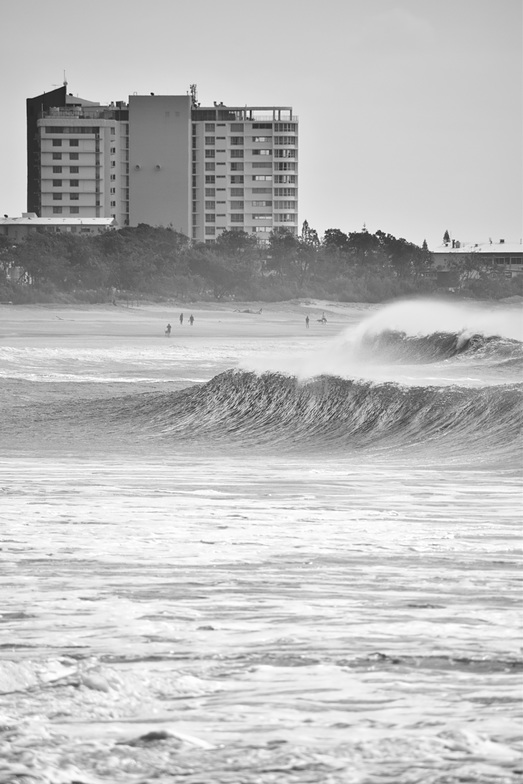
[52,194,62,200]
[52,179,62,187]
[69,166,79,173]
[253,136,272,143]
[69,139,79,147]
[52,139,62,147]
[252,123,272,130]
[70,193,79,200]
[110,174,116,181]
[52,166,62,173]
[274,175,296,184]
[252,162,272,169]
[205,149,215,159]
[275,200,296,209]
[230,214,244,222]
[52,206,62,214]
[252,201,272,207]
[111,161,116,167]
[69,153,79,160]
[205,187,215,196]
[230,123,244,132]
[274,123,296,132]
[70,206,80,214]
[205,162,216,171]
[205,136,215,145]
[205,175,216,184]
[205,201,216,209]
[205,227,215,235]
[205,214,216,223]
[230,162,244,171]
[274,136,297,145]
[275,213,296,222]
[110,127,116,135]
[230,201,244,209]
[252,187,272,194]
[230,149,244,158]
[52,153,62,160]
[274,187,296,196]
[252,214,272,220]
[275,162,296,171]
[70,180,79,187]
[230,136,244,145]
[274,149,296,158]
[230,188,244,197]
[205,123,215,132]
[230,175,244,184]
[253,149,271,156]
[110,187,116,194]
[252,175,272,181]
[110,201,116,207]
[110,147,116,154]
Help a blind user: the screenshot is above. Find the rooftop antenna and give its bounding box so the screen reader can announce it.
[63,70,68,90]
[189,83,198,108]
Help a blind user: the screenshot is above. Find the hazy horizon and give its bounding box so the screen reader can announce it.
[2,0,521,249]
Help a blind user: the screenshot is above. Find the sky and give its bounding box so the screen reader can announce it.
[1,0,521,249]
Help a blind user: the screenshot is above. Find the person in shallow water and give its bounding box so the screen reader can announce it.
[179,313,184,325]
[189,314,194,326]
[165,323,171,337]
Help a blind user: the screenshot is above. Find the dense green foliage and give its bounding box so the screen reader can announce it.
[0,224,521,304]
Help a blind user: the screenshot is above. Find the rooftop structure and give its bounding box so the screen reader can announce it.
[0,213,115,240]
[432,239,523,277]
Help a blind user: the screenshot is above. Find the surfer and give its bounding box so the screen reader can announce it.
[165,323,171,336]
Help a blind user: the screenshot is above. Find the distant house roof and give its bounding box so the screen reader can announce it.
[433,241,523,255]
[0,214,115,228]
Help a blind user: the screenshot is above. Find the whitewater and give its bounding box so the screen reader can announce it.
[0,298,521,784]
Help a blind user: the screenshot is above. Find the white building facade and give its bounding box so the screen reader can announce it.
[190,103,298,242]
[28,87,298,240]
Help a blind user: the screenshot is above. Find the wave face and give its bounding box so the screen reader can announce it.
[357,329,523,365]
[110,369,522,461]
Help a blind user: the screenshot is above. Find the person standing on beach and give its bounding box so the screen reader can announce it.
[165,323,171,337]
[305,315,309,329]
[179,313,184,326]
[189,314,194,326]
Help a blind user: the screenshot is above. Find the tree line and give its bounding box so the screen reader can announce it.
[0,223,520,304]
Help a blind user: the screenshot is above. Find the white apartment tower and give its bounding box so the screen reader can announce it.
[28,86,129,225]
[27,86,298,240]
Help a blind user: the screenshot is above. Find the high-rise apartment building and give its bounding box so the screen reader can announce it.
[27,86,298,240]
[27,85,130,226]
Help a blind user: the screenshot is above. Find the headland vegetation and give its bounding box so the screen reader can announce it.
[1,223,521,305]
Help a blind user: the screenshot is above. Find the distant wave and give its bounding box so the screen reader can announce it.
[357,330,523,365]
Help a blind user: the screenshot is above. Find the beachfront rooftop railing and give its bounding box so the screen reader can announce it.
[192,107,298,123]
[42,106,129,120]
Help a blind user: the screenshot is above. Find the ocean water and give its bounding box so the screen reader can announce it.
[0,299,522,784]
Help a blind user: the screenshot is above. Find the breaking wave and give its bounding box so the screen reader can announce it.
[356,330,523,364]
[108,369,521,461]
